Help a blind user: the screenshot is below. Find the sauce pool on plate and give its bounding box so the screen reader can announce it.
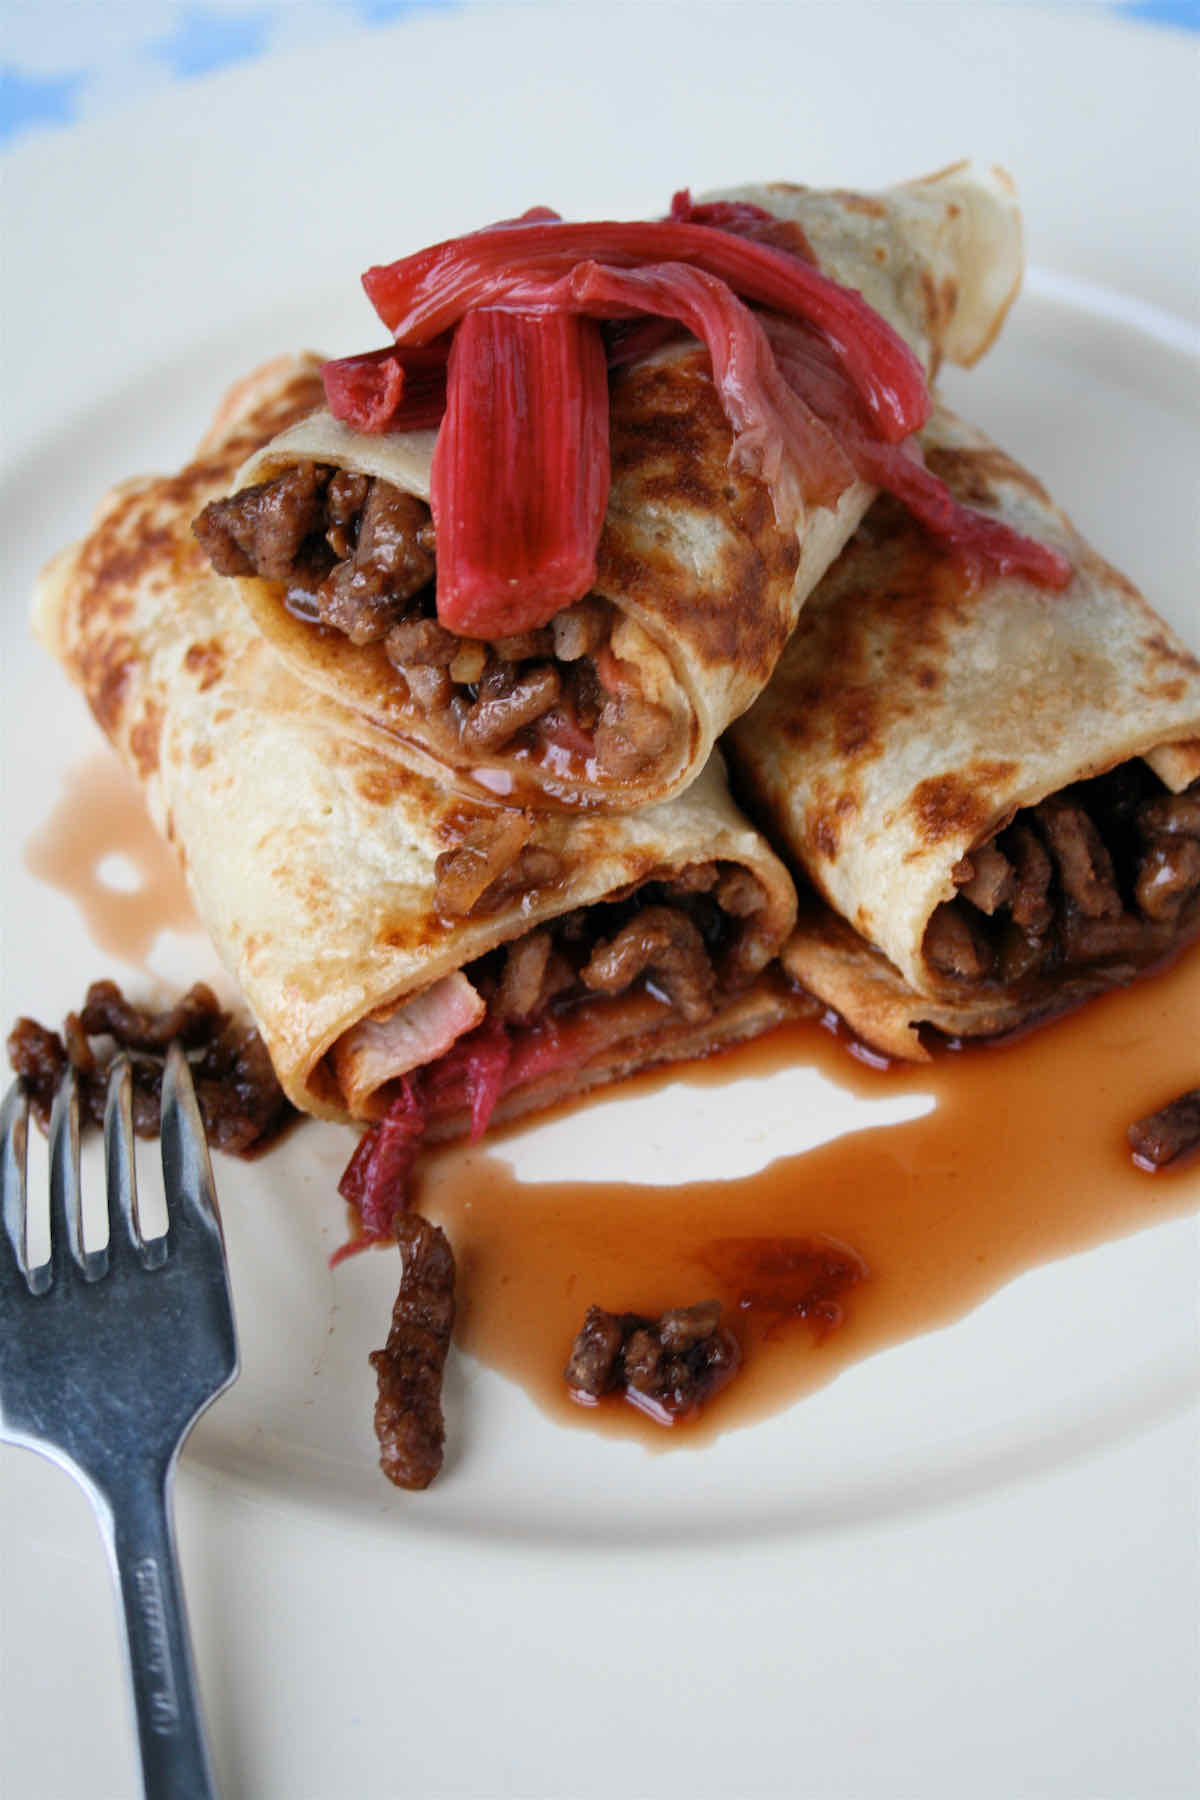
[24,754,200,965]
[411,948,1200,1446]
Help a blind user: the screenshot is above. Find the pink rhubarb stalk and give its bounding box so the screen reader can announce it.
[667,189,818,261]
[362,215,930,444]
[321,340,449,434]
[430,306,611,637]
[762,314,1072,588]
[332,1076,430,1261]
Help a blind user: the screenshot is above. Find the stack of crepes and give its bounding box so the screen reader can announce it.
[33,163,1200,1199]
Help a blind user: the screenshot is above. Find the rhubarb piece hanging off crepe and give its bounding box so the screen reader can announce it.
[726,404,1200,1059]
[33,356,802,1128]
[198,164,1029,812]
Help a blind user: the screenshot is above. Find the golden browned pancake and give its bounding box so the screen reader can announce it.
[728,405,1200,1058]
[34,356,801,1121]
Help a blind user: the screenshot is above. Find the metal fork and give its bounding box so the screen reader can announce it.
[1,1046,239,1800]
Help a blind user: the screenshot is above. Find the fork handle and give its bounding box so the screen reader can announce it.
[101,1456,219,1800]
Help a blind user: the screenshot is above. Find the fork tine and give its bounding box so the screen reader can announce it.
[1,1079,31,1286]
[48,1069,108,1284]
[160,1045,224,1253]
[104,1057,165,1270]
[47,1069,83,1285]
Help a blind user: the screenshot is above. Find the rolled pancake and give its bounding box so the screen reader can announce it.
[215,163,1023,812]
[726,404,1200,1059]
[33,357,802,1124]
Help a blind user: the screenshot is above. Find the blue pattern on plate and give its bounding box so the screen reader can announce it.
[357,0,457,19]
[0,63,84,142]
[1118,0,1200,24]
[151,6,270,79]
[0,0,1191,149]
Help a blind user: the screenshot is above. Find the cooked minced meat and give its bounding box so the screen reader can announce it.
[194,467,670,775]
[552,599,608,661]
[385,616,459,668]
[1128,1089,1200,1170]
[460,663,563,753]
[370,1212,456,1490]
[952,843,1015,915]
[194,465,435,647]
[1006,822,1054,936]
[592,694,675,778]
[1140,789,1200,839]
[581,905,716,1024]
[433,812,569,921]
[492,931,575,1023]
[564,1299,740,1422]
[1137,838,1200,922]
[194,463,328,582]
[923,903,994,981]
[1035,796,1123,920]
[925,767,1200,986]
[7,980,291,1155]
[460,860,769,1042]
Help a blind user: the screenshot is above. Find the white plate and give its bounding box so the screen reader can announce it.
[2,6,1199,1796]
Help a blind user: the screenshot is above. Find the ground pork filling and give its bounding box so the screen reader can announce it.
[334,858,775,1122]
[468,859,774,1032]
[193,463,677,779]
[923,765,1200,988]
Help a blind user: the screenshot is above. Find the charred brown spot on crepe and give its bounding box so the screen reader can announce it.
[129,697,164,780]
[76,623,136,736]
[831,190,888,220]
[923,442,1053,511]
[806,791,859,862]
[832,690,882,759]
[759,503,968,770]
[1135,631,1200,710]
[909,763,1019,847]
[352,760,425,810]
[82,528,180,612]
[918,269,961,372]
[183,638,226,690]
[600,351,802,686]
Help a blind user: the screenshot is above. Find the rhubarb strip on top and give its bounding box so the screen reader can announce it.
[761,316,1072,588]
[322,341,449,434]
[328,198,1067,601]
[361,215,931,444]
[430,308,611,638]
